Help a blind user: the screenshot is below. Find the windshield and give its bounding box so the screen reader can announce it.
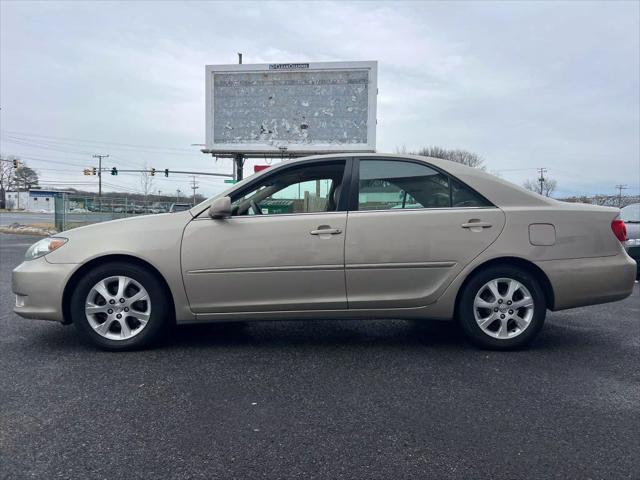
[620,203,640,223]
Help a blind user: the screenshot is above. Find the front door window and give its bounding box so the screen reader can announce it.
[232,162,346,216]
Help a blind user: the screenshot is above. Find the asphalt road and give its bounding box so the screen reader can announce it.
[1,233,639,480]
[0,212,54,226]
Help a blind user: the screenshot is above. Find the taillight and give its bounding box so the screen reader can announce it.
[611,219,627,242]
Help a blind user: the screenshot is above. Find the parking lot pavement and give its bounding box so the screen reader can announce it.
[1,232,639,480]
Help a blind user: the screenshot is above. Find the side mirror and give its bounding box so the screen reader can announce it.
[208,196,232,219]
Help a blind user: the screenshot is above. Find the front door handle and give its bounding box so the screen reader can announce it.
[461,221,492,230]
[310,226,342,235]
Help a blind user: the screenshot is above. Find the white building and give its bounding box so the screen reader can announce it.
[5,190,63,212]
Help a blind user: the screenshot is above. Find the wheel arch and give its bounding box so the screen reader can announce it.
[61,254,176,325]
[454,256,555,316]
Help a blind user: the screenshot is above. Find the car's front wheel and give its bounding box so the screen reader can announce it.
[458,265,547,350]
[70,262,171,350]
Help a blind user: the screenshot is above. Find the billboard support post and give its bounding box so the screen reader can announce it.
[234,153,245,181]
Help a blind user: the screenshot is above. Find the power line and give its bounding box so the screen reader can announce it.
[1,130,203,154]
[0,153,89,168]
[2,135,95,155]
[2,137,148,170]
[492,167,539,173]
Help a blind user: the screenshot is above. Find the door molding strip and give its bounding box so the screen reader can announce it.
[187,264,344,275]
[346,261,456,270]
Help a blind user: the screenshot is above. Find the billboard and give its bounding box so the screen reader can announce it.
[204,61,377,154]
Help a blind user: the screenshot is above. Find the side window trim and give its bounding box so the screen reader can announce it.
[350,157,494,211]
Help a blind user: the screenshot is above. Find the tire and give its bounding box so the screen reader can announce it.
[70,262,172,350]
[458,265,547,350]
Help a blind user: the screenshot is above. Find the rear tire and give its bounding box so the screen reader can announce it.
[70,262,171,350]
[458,265,546,350]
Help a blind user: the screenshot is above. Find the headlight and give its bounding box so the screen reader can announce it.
[625,238,640,247]
[24,237,68,261]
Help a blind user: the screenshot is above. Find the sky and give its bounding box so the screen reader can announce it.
[1,0,639,199]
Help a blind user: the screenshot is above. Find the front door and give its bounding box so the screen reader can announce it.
[181,160,350,314]
[345,158,506,309]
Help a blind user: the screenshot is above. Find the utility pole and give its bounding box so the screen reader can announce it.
[232,52,244,182]
[92,154,109,197]
[537,168,547,196]
[615,184,628,207]
[176,189,181,203]
[190,176,199,206]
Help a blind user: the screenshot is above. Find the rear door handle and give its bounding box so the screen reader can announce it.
[461,221,492,229]
[310,227,342,235]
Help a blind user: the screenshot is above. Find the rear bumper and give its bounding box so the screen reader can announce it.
[12,257,78,322]
[537,253,637,311]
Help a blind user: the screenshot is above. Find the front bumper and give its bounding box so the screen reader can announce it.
[12,257,78,322]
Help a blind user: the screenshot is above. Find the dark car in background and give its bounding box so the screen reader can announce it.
[169,203,192,213]
[621,203,640,278]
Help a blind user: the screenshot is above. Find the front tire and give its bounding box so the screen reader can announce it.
[458,265,546,350]
[70,262,171,350]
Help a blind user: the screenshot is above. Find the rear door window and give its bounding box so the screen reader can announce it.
[357,160,450,210]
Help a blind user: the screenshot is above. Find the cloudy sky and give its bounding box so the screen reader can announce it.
[1,0,638,198]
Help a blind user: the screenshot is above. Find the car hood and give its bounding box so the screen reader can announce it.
[46,210,193,264]
[58,211,191,237]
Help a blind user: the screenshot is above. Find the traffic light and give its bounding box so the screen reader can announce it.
[150,168,156,176]
[111,167,118,176]
[164,168,169,177]
[12,159,20,168]
[92,166,97,175]
[83,168,91,176]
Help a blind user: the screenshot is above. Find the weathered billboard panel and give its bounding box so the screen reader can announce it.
[205,61,377,154]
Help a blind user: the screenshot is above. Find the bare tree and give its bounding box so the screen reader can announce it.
[395,144,408,154]
[414,146,485,169]
[140,164,155,203]
[523,177,557,197]
[0,156,17,209]
[559,194,639,207]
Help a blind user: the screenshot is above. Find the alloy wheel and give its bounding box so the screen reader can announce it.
[84,276,151,341]
[473,277,535,339]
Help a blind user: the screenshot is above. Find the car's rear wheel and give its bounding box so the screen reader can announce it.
[458,265,546,350]
[70,262,171,350]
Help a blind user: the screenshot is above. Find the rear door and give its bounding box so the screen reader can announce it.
[345,158,505,309]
